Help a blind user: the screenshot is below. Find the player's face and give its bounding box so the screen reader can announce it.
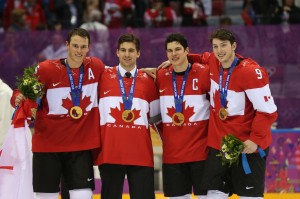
[166,41,189,69]
[212,38,236,68]
[66,35,89,66]
[117,42,140,70]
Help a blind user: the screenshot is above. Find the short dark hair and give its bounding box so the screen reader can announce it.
[209,28,236,44]
[67,28,90,45]
[117,34,140,52]
[164,33,188,50]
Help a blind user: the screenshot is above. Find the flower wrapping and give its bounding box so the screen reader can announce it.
[0,65,40,199]
[14,64,44,124]
[218,134,245,166]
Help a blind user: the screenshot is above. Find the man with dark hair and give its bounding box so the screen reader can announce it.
[156,28,277,199]
[94,33,160,199]
[187,28,278,199]
[12,28,105,199]
[156,33,210,199]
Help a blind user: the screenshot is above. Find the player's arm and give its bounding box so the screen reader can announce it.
[243,66,278,152]
[187,52,212,64]
[156,52,212,72]
[140,67,157,79]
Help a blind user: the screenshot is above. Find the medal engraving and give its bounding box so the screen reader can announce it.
[70,106,83,119]
[219,107,228,120]
[122,110,135,122]
[172,112,185,126]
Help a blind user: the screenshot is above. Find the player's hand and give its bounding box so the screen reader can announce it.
[158,60,171,69]
[31,108,37,119]
[140,68,157,79]
[242,139,258,154]
[15,93,26,106]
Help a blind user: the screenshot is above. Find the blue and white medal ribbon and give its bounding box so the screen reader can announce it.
[171,64,190,126]
[242,148,266,174]
[117,67,137,123]
[218,57,239,120]
[66,61,84,119]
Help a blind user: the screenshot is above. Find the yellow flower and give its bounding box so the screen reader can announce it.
[218,134,245,166]
[16,64,44,100]
[23,79,29,85]
[225,153,231,160]
[221,144,227,152]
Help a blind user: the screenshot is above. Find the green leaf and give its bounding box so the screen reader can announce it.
[16,64,44,100]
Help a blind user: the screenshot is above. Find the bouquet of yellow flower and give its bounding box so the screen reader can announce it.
[16,64,44,100]
[218,134,245,166]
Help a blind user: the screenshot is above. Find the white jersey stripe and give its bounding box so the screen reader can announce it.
[245,84,277,113]
[47,82,98,115]
[99,96,151,127]
[160,94,209,123]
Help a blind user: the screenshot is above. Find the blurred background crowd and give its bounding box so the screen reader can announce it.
[0,0,300,33]
[1,0,300,193]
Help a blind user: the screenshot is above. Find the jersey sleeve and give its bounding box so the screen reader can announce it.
[198,63,211,94]
[249,111,277,149]
[188,52,212,64]
[154,70,165,137]
[149,83,160,119]
[241,63,278,149]
[92,57,106,75]
[10,89,21,108]
[91,57,106,99]
[35,61,50,89]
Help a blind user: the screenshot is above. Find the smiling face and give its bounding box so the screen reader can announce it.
[117,42,140,71]
[212,38,236,68]
[166,41,189,72]
[66,35,89,68]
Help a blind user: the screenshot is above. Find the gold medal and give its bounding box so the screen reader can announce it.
[70,106,83,119]
[122,110,135,123]
[219,107,228,120]
[172,112,185,126]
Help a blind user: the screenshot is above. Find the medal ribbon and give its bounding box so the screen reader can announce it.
[219,57,239,108]
[66,61,84,106]
[242,147,266,175]
[117,67,137,110]
[172,64,190,113]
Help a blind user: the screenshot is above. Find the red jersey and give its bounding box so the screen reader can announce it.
[31,57,105,152]
[144,7,177,27]
[19,2,46,31]
[156,63,210,164]
[103,0,133,28]
[188,53,278,150]
[95,66,160,167]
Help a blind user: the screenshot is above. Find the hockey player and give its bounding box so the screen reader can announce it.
[12,28,105,199]
[94,34,160,199]
[156,33,210,199]
[186,28,278,199]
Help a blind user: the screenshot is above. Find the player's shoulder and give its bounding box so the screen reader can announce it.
[238,57,267,76]
[191,62,209,71]
[157,67,172,78]
[236,57,270,87]
[38,59,63,71]
[138,68,155,82]
[190,62,209,78]
[104,65,115,70]
[239,57,260,69]
[103,65,117,73]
